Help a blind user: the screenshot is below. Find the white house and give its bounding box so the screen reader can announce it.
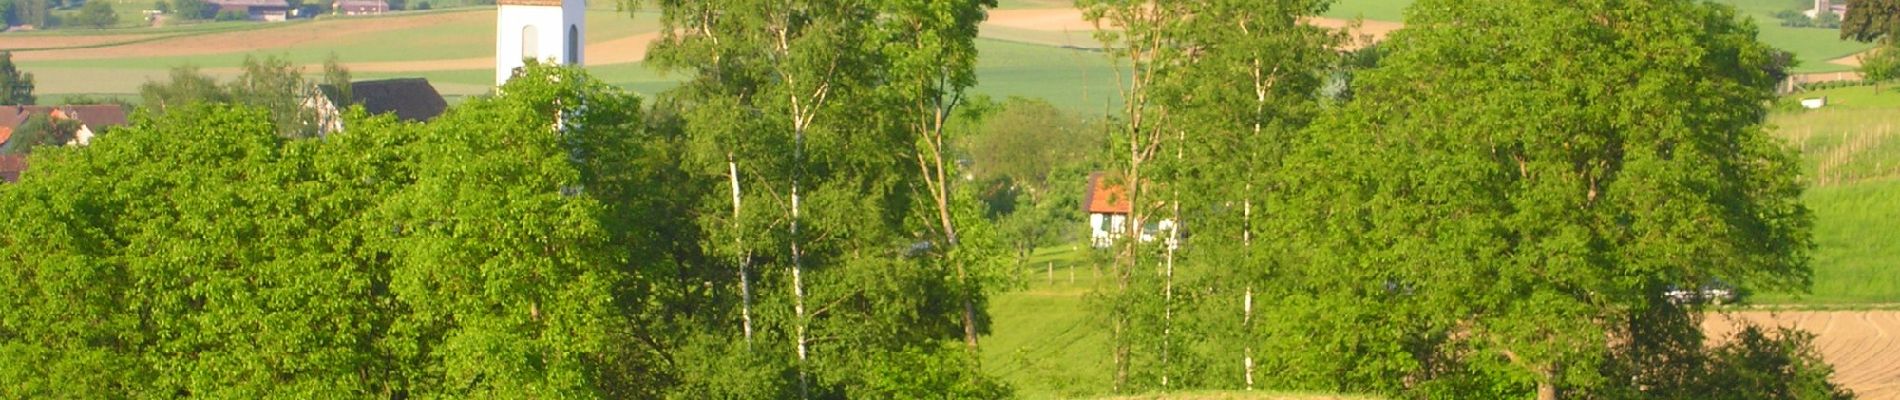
[1085,172,1178,249]
[1086,173,1132,248]
[495,0,584,86]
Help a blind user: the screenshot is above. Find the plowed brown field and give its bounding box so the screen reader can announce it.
[1704,311,1900,399]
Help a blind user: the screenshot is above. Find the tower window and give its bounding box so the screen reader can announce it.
[522,25,540,61]
[566,25,579,65]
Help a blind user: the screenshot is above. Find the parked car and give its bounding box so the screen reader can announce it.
[1666,280,1738,305]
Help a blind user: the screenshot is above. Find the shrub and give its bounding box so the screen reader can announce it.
[213,8,244,20]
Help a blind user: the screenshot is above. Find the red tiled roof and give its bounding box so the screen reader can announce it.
[1085,172,1132,214]
[52,105,130,130]
[0,155,26,183]
[0,106,53,146]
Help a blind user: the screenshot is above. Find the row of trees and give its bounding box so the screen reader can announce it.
[3,0,1028,398]
[1,0,117,29]
[1080,0,1850,398]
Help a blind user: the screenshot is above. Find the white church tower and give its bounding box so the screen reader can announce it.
[495,0,584,85]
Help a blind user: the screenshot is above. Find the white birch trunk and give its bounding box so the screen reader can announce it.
[729,155,754,342]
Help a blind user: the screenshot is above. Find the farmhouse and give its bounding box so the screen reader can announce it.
[308,78,449,135]
[1084,172,1133,248]
[50,105,129,146]
[208,0,292,21]
[1083,172,1181,249]
[333,0,389,15]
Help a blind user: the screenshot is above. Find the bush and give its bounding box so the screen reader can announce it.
[213,8,244,20]
[413,0,427,10]
[76,0,115,28]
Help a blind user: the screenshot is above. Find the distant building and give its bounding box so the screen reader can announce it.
[495,0,585,85]
[50,105,130,146]
[333,0,389,15]
[1806,0,1849,18]
[308,78,449,135]
[1083,172,1180,249]
[1085,172,1134,248]
[208,0,292,21]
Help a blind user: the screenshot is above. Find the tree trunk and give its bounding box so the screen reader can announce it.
[729,155,753,343]
[1537,381,1559,400]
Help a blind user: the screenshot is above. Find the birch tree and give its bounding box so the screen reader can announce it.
[1075,0,1187,391]
[649,1,1006,397]
[1157,0,1341,391]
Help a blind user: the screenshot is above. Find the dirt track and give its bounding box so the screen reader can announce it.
[1704,311,1900,399]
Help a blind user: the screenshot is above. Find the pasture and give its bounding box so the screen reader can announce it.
[1759,98,1900,305]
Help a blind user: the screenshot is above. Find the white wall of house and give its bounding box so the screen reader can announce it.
[72,125,94,146]
[495,0,585,85]
[1090,212,1126,248]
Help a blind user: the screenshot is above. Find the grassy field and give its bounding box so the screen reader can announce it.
[1324,0,1411,22]
[1754,93,1900,304]
[983,245,1114,399]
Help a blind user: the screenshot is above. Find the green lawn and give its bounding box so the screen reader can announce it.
[1324,0,1411,22]
[983,245,1115,399]
[1754,102,1900,305]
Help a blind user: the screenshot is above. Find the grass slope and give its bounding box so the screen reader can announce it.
[1324,0,1412,22]
[1757,99,1900,305]
[983,245,1114,399]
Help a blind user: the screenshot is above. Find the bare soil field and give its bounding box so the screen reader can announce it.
[1704,311,1900,399]
[0,33,160,51]
[280,32,658,73]
[8,11,484,62]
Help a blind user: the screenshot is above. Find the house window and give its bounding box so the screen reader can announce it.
[522,25,540,60]
[566,25,579,64]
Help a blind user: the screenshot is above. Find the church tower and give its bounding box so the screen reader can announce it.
[495,0,584,85]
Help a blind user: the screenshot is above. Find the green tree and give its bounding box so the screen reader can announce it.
[1,113,79,154]
[1152,0,1341,392]
[0,0,16,26]
[648,0,1009,398]
[76,0,115,28]
[1842,0,1900,42]
[172,0,210,19]
[138,64,228,112]
[1271,0,1817,398]
[0,51,34,105]
[226,55,319,137]
[0,62,673,398]
[1863,42,1900,93]
[1074,0,1187,390]
[876,0,1000,353]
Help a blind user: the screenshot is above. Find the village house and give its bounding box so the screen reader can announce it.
[332,0,390,15]
[207,0,293,21]
[1085,172,1134,248]
[307,78,448,135]
[0,105,129,149]
[1084,172,1180,249]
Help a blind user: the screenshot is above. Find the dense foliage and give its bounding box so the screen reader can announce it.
[1075,0,1846,398]
[0,64,671,398]
[0,51,33,105]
